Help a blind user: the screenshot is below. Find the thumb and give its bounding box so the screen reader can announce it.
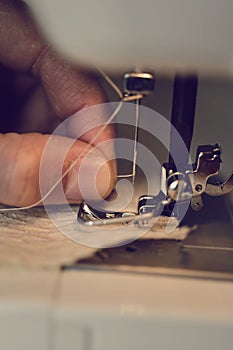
[0,133,115,207]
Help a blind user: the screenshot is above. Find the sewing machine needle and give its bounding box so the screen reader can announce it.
[132,97,141,184]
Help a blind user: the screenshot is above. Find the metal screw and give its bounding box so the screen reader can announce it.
[195,184,203,192]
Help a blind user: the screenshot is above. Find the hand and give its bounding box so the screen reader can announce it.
[0,0,115,207]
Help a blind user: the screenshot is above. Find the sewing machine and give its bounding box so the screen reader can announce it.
[0,1,233,349]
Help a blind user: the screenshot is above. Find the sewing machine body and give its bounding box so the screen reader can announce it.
[28,0,233,75]
[1,268,233,350]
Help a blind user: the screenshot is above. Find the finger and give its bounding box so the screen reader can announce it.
[0,133,115,207]
[32,48,115,153]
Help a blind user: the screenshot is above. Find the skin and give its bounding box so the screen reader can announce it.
[0,0,116,207]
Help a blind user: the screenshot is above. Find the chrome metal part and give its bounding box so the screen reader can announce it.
[124,72,155,95]
[77,202,135,224]
[187,144,222,210]
[77,143,232,228]
[81,211,152,228]
[205,173,233,196]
